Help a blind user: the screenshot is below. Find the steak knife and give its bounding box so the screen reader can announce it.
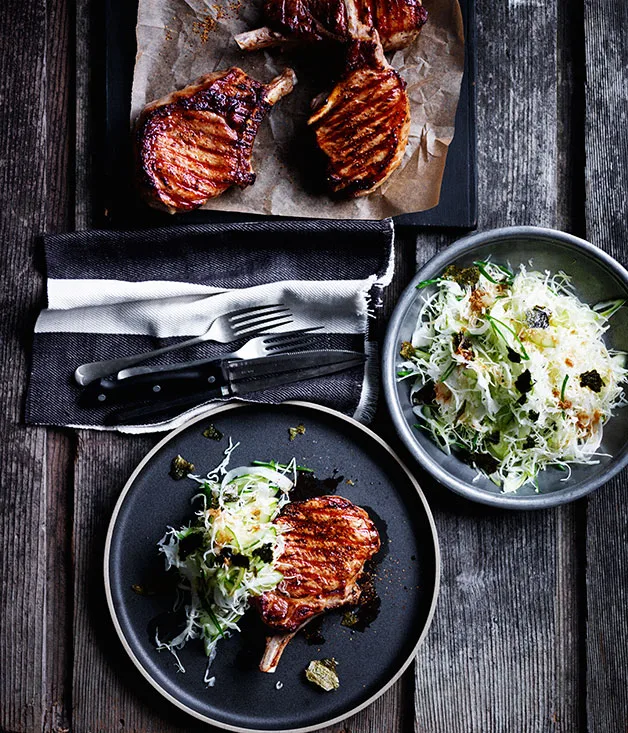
[81,350,364,407]
[86,350,366,425]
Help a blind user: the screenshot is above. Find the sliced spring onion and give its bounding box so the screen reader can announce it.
[441,361,457,381]
[473,260,515,285]
[486,314,529,360]
[252,459,314,474]
[416,278,442,289]
[593,298,626,318]
[560,374,569,403]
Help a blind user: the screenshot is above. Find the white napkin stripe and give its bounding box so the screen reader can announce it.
[47,279,229,310]
[36,278,378,337]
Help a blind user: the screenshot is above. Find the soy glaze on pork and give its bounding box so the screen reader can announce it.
[135,67,296,213]
[256,495,380,673]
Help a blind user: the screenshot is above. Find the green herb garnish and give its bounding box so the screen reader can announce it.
[593,298,626,319]
[252,459,314,474]
[289,424,306,441]
[473,260,515,285]
[441,361,457,381]
[486,315,529,360]
[305,659,340,691]
[169,454,195,480]
[400,341,416,360]
[202,424,223,441]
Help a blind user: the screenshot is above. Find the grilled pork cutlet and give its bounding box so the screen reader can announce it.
[307,25,410,198]
[256,495,380,673]
[135,67,296,213]
[235,0,428,53]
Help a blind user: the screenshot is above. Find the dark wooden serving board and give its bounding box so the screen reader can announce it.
[100,0,476,230]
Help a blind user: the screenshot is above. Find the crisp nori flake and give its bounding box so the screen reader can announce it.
[515,369,533,394]
[341,610,359,628]
[474,453,499,474]
[461,451,499,475]
[579,369,605,393]
[229,553,250,568]
[528,410,540,422]
[252,544,274,564]
[506,346,522,363]
[487,431,501,445]
[216,547,249,567]
[443,264,481,287]
[399,341,416,360]
[178,531,204,561]
[526,306,551,329]
[202,424,223,441]
[305,659,339,692]
[522,435,537,449]
[169,454,194,480]
[412,381,436,406]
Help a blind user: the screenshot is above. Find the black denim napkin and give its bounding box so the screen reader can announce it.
[26,219,395,432]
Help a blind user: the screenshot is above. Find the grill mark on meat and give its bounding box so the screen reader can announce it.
[308,32,409,197]
[135,67,295,212]
[321,78,399,138]
[158,144,250,185]
[256,495,380,649]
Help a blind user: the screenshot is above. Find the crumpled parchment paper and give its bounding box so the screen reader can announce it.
[131,0,464,219]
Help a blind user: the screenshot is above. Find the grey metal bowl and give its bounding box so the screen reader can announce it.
[383,226,628,509]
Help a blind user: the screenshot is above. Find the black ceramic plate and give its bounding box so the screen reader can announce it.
[104,401,440,732]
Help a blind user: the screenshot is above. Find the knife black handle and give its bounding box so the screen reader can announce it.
[80,363,227,407]
[104,389,225,426]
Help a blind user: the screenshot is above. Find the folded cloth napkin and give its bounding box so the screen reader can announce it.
[26,219,395,433]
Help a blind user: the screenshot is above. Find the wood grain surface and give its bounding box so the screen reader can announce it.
[0,0,627,731]
[0,1,71,731]
[584,1,628,731]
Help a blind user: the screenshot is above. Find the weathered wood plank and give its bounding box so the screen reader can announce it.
[44,431,75,733]
[70,432,199,733]
[0,2,50,731]
[43,0,76,731]
[412,0,581,729]
[584,1,628,730]
[75,0,94,231]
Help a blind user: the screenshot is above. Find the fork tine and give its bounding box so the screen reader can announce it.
[234,316,294,335]
[228,304,289,324]
[260,326,324,344]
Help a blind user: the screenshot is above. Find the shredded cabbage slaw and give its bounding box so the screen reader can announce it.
[398,262,627,493]
[156,440,296,677]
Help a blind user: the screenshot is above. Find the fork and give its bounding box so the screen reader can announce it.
[116,327,323,379]
[74,304,292,386]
